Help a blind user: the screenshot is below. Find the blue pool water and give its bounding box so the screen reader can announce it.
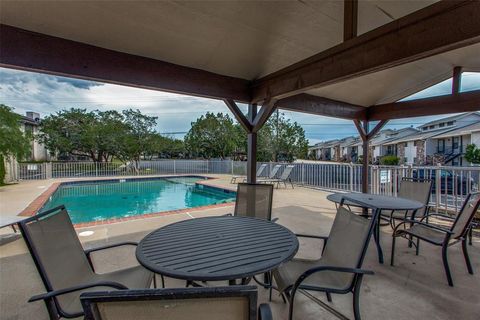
[41,177,236,224]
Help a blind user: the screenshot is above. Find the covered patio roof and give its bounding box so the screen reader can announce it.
[1,0,479,185]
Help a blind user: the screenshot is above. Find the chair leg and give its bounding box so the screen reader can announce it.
[441,245,454,287]
[353,276,364,320]
[326,292,332,302]
[152,274,157,288]
[415,238,420,256]
[468,226,473,246]
[462,239,474,275]
[390,234,397,266]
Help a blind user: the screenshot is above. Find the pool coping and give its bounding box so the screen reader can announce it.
[19,175,236,228]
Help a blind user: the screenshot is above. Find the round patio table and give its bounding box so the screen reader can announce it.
[327,192,424,264]
[136,216,299,282]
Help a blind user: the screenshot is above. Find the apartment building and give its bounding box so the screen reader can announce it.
[308,112,480,166]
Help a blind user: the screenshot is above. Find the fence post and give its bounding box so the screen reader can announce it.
[173,160,176,174]
[231,160,234,175]
[349,163,354,192]
[301,163,305,185]
[46,162,52,179]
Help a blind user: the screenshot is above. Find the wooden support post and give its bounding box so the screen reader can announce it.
[247,104,258,183]
[452,66,462,94]
[361,121,370,194]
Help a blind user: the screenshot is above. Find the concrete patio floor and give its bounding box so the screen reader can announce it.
[0,175,479,319]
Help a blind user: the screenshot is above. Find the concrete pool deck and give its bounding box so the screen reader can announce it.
[0,175,479,319]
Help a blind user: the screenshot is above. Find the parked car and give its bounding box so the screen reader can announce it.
[412,169,478,195]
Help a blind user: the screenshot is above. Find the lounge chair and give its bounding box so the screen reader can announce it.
[231,163,267,183]
[261,165,295,188]
[391,192,480,286]
[18,205,154,320]
[273,197,379,320]
[380,177,433,228]
[80,286,273,320]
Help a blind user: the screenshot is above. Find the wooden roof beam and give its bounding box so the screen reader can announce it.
[367,90,480,121]
[274,94,366,120]
[251,1,480,102]
[0,24,251,102]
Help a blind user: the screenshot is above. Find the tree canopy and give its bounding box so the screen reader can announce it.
[0,104,32,184]
[184,112,238,159]
[184,111,308,162]
[38,108,182,165]
[0,104,31,160]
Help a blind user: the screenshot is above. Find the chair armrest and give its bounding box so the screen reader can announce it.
[258,303,273,320]
[271,217,279,223]
[295,234,328,240]
[394,219,453,235]
[84,241,138,256]
[421,213,455,222]
[85,242,138,271]
[28,281,128,302]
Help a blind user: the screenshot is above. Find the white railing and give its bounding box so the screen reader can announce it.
[16,160,479,214]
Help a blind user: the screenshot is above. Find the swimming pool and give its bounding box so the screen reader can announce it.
[40,176,236,224]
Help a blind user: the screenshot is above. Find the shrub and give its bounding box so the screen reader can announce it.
[380,155,400,165]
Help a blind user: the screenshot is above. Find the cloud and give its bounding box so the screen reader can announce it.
[1,67,478,145]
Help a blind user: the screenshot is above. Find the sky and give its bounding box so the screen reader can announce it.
[1,67,479,145]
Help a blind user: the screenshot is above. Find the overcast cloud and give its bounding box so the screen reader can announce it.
[1,68,479,144]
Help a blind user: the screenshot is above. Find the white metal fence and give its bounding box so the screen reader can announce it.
[16,160,480,214]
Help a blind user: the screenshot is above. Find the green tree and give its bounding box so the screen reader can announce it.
[465,144,480,164]
[0,105,31,184]
[38,108,104,161]
[266,111,309,162]
[115,109,158,169]
[184,112,238,159]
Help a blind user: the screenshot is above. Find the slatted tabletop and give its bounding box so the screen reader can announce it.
[136,216,299,281]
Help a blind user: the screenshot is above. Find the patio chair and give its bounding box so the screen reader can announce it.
[233,183,275,221]
[224,183,275,290]
[81,286,273,320]
[257,165,282,183]
[391,192,480,287]
[381,177,433,228]
[260,165,295,189]
[273,197,379,320]
[18,205,154,320]
[231,163,267,183]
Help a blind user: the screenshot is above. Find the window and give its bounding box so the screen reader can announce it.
[439,122,445,127]
[423,127,428,131]
[404,142,408,147]
[447,121,454,126]
[429,125,435,130]
[437,139,445,153]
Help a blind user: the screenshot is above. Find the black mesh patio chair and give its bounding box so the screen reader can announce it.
[81,285,273,320]
[231,163,267,184]
[272,197,379,320]
[18,205,154,320]
[260,165,295,189]
[381,177,433,228]
[391,192,480,287]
